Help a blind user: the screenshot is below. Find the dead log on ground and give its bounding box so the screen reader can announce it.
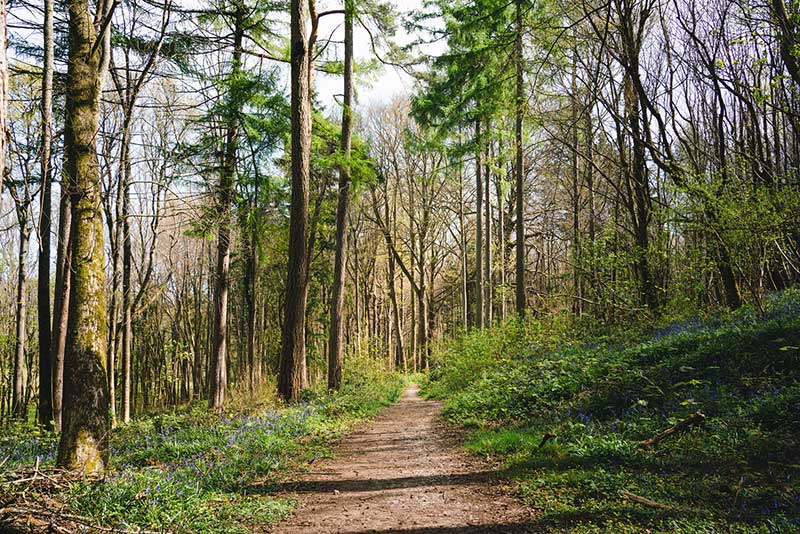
[638,411,705,448]
[620,490,673,510]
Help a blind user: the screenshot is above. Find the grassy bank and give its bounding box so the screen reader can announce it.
[423,290,800,533]
[0,365,406,533]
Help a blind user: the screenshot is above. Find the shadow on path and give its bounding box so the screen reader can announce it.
[269,385,536,533]
[268,471,500,494]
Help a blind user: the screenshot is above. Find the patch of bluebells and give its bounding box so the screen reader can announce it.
[649,289,800,346]
[0,435,57,468]
[652,317,705,340]
[75,399,329,529]
[111,402,321,473]
[763,288,800,321]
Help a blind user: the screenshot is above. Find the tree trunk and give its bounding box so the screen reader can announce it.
[37,0,55,428]
[209,6,244,410]
[571,56,582,316]
[327,0,354,391]
[514,0,526,317]
[57,0,112,477]
[121,119,133,423]
[279,0,312,400]
[12,218,31,419]
[244,232,258,389]
[460,162,469,327]
[0,0,7,195]
[484,143,493,325]
[497,156,508,322]
[51,191,71,432]
[624,73,657,311]
[475,119,484,328]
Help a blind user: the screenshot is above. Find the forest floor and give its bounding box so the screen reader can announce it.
[270,384,537,533]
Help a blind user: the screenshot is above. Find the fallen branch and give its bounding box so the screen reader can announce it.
[621,490,673,510]
[1,506,168,534]
[638,411,705,448]
[538,432,557,449]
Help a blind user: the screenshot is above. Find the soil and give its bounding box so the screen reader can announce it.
[271,384,538,533]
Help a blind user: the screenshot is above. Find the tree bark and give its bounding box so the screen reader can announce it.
[571,53,583,316]
[327,0,354,391]
[209,5,244,410]
[243,230,258,390]
[514,0,526,317]
[772,0,800,87]
[460,160,470,327]
[484,143,492,325]
[57,0,112,477]
[279,0,312,400]
[12,216,31,419]
[120,118,133,422]
[475,119,484,329]
[0,0,7,196]
[51,191,71,432]
[37,0,55,428]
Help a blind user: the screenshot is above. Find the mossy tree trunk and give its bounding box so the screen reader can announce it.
[57,0,112,477]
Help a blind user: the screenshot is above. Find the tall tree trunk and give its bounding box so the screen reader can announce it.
[514,0,526,317]
[12,217,31,419]
[57,0,112,477]
[51,192,71,432]
[475,119,484,329]
[571,56,582,316]
[37,0,55,428]
[244,231,258,390]
[624,74,657,311]
[209,6,244,410]
[388,252,403,369]
[121,117,133,423]
[378,182,404,369]
[585,108,597,305]
[484,143,493,325]
[327,0,354,391]
[0,0,7,195]
[107,180,121,425]
[460,162,469,327]
[495,157,506,322]
[192,246,204,398]
[279,0,312,400]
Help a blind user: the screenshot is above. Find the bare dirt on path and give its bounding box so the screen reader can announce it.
[271,384,537,533]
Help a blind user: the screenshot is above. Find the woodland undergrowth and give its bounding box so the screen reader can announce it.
[0,357,405,533]
[423,289,800,533]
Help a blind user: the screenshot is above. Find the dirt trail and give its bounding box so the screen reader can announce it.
[271,384,536,533]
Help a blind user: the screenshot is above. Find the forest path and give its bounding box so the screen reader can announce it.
[270,384,536,533]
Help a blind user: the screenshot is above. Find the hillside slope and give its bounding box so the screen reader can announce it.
[424,290,800,533]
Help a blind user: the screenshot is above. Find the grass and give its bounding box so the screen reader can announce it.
[422,289,800,533]
[0,363,406,533]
